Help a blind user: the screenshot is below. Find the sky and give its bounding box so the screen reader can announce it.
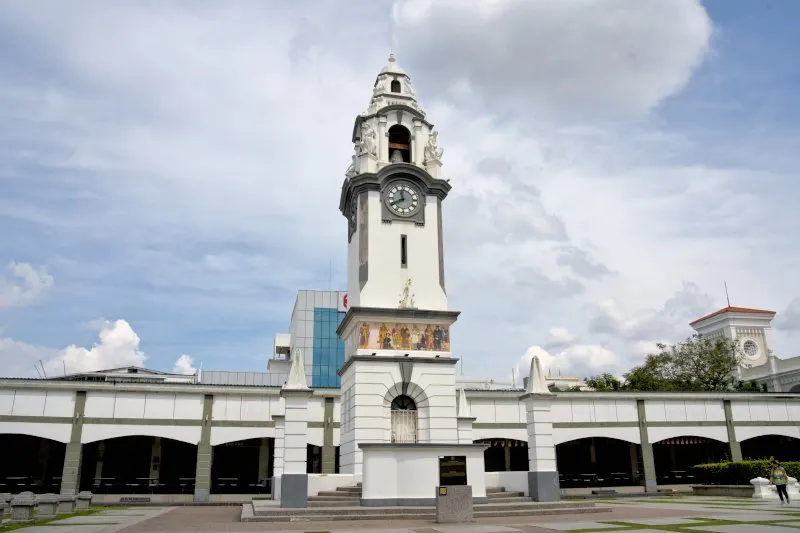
[1,0,799,382]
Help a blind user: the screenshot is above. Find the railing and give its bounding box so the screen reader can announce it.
[391,410,418,443]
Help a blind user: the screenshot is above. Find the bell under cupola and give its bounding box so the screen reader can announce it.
[342,54,444,181]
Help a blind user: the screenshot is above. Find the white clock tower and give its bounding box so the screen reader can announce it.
[335,55,463,479]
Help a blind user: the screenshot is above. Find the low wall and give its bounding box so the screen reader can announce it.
[360,443,488,506]
[484,471,528,496]
[691,485,754,498]
[91,494,250,505]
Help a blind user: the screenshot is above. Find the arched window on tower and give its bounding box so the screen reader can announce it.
[390,79,402,93]
[388,125,412,163]
[390,395,418,443]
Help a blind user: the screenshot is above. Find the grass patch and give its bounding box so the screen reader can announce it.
[0,506,127,531]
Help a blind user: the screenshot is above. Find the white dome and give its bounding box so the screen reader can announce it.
[379,53,407,76]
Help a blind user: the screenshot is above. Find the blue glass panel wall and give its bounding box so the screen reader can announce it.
[312,308,346,388]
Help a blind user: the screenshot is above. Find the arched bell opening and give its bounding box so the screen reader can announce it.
[390,79,402,93]
[390,394,418,443]
[388,125,412,163]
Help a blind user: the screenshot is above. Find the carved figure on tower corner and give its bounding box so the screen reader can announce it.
[404,78,416,97]
[359,122,377,156]
[424,130,444,163]
[345,154,357,178]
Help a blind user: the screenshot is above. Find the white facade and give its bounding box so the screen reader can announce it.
[690,306,800,392]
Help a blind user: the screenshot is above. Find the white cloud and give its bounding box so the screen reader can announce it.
[56,319,147,374]
[0,262,54,308]
[172,354,196,375]
[544,327,575,350]
[0,319,147,378]
[392,0,712,119]
[0,2,797,382]
[776,297,800,332]
[516,343,618,383]
[587,282,713,342]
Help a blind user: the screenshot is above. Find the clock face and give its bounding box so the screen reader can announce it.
[386,182,420,216]
[742,339,759,359]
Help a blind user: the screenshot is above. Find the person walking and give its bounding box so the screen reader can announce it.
[771,461,790,504]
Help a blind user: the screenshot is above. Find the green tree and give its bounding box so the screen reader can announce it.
[585,373,622,391]
[623,335,744,392]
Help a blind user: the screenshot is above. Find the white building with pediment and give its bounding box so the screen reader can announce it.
[690,306,800,393]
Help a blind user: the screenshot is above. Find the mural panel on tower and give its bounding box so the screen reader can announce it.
[356,322,451,352]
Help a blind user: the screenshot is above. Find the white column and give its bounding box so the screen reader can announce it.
[282,391,311,475]
[412,119,422,165]
[148,437,162,487]
[456,388,475,444]
[378,115,388,164]
[257,437,270,483]
[272,415,285,479]
[523,355,560,501]
[279,389,313,508]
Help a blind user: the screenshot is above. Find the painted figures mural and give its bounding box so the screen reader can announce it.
[357,322,451,352]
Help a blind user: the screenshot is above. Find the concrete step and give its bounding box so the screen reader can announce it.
[487,491,524,499]
[244,501,607,523]
[485,487,506,494]
[316,490,361,497]
[308,500,359,507]
[481,496,531,503]
[256,501,595,517]
[335,486,362,493]
[308,495,360,501]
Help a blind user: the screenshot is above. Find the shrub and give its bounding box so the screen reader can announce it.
[694,458,800,485]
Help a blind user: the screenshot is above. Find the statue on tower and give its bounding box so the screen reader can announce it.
[345,153,357,178]
[424,130,444,164]
[357,122,378,157]
[398,278,416,309]
[404,78,416,97]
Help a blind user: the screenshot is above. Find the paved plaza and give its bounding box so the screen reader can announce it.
[15,496,797,533]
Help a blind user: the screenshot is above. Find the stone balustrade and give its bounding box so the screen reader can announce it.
[0,490,94,523]
[77,491,94,510]
[57,494,77,514]
[36,493,60,518]
[9,492,37,523]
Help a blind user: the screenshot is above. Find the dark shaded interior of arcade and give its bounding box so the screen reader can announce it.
[0,433,796,494]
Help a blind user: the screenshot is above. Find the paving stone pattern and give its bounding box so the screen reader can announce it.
[103,497,800,533]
